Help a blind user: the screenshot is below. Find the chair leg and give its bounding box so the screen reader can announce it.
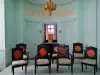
[12,67,14,75]
[37,66,38,69]
[22,66,23,70]
[25,65,27,74]
[71,65,73,74]
[49,66,51,74]
[81,63,83,72]
[96,65,97,71]
[52,59,54,64]
[27,59,29,65]
[73,58,74,64]
[94,66,96,75]
[57,64,59,73]
[85,65,87,69]
[35,65,36,74]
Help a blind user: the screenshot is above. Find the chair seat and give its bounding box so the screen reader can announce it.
[58,58,71,64]
[23,54,27,59]
[12,60,27,66]
[52,54,57,57]
[37,59,49,64]
[82,59,96,65]
[74,53,84,58]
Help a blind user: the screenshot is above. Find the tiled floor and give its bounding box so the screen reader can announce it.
[0,60,100,75]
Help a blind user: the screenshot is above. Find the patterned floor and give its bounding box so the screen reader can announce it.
[0,60,100,75]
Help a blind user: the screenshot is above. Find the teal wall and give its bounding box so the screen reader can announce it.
[23,0,78,57]
[84,0,96,47]
[97,0,100,67]
[23,0,77,42]
[5,0,19,67]
[0,0,24,69]
[84,0,100,67]
[1,0,100,70]
[77,0,84,42]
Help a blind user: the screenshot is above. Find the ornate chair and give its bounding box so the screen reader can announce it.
[16,43,29,65]
[35,44,51,74]
[57,45,74,73]
[81,46,97,75]
[12,47,27,75]
[52,44,59,63]
[73,42,84,63]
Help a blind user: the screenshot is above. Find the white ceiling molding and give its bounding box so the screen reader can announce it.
[60,17,76,24]
[28,0,74,5]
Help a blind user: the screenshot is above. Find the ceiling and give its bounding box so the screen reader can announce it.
[28,0,74,5]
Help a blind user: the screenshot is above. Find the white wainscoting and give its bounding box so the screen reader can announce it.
[0,50,5,70]
[5,49,12,67]
[61,19,78,53]
[0,49,11,70]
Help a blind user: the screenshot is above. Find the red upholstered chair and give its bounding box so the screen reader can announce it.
[81,46,97,75]
[35,44,51,74]
[12,47,27,75]
[16,43,29,65]
[57,45,74,73]
[73,42,84,63]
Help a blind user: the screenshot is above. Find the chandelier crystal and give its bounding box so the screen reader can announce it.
[44,0,56,16]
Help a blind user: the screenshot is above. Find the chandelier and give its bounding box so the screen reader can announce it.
[44,0,56,16]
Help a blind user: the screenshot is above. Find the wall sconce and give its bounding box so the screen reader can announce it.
[39,30,42,33]
[59,30,62,33]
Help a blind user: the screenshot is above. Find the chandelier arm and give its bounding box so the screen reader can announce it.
[44,0,56,16]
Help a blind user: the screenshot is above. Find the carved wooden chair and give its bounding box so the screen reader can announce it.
[57,45,74,73]
[12,47,27,75]
[81,46,97,75]
[16,43,29,65]
[73,42,84,63]
[35,44,51,74]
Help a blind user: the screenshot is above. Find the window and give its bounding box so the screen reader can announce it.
[44,24,57,42]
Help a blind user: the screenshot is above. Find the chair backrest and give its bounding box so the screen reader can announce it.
[37,44,49,59]
[53,44,59,53]
[12,47,23,61]
[73,42,83,53]
[16,43,26,54]
[85,46,97,59]
[58,45,69,58]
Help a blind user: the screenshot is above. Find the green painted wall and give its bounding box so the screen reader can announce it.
[77,0,84,43]
[5,0,18,67]
[23,0,77,41]
[5,0,23,67]
[1,0,100,70]
[23,0,78,57]
[84,0,96,47]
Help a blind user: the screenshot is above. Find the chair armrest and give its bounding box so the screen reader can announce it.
[69,53,74,64]
[26,50,29,57]
[48,53,50,56]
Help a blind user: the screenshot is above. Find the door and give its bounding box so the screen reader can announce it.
[62,21,77,53]
[25,23,42,58]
